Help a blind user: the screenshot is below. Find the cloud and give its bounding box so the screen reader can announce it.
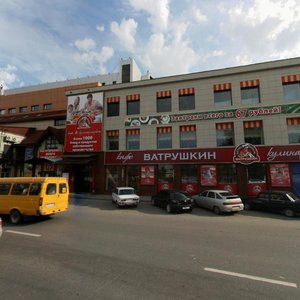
[74,38,96,51]
[0,65,19,89]
[96,25,105,32]
[110,18,138,52]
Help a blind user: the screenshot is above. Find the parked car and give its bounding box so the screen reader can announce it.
[192,190,244,214]
[0,217,2,238]
[242,190,300,217]
[151,189,193,213]
[112,187,140,208]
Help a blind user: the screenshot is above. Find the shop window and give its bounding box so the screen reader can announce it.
[282,75,300,101]
[107,97,120,117]
[126,129,140,150]
[180,125,196,148]
[55,119,66,126]
[126,94,140,115]
[247,164,266,183]
[8,108,16,114]
[126,165,139,190]
[106,167,118,191]
[45,135,58,150]
[218,164,237,184]
[240,80,260,104]
[216,122,235,146]
[19,106,28,113]
[31,105,39,112]
[157,127,172,149]
[178,88,195,111]
[43,103,52,110]
[180,165,198,194]
[106,130,119,150]
[287,118,300,144]
[214,83,232,106]
[158,165,174,190]
[157,90,172,112]
[244,121,264,145]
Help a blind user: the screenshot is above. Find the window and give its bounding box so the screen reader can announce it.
[0,109,6,115]
[218,164,237,184]
[59,183,67,194]
[126,129,140,150]
[158,165,174,189]
[19,106,28,113]
[43,103,52,110]
[46,183,56,195]
[287,118,300,144]
[180,165,198,194]
[244,121,264,145]
[29,183,41,195]
[282,75,300,101]
[106,130,119,150]
[247,163,266,183]
[106,166,118,191]
[180,125,196,148]
[55,119,66,126]
[11,183,30,195]
[45,135,58,150]
[126,94,140,115]
[122,64,131,83]
[240,80,260,104]
[214,83,232,106]
[31,105,39,112]
[107,97,120,117]
[157,90,172,112]
[178,88,195,111]
[0,183,11,195]
[216,123,234,146]
[8,108,16,114]
[157,127,172,149]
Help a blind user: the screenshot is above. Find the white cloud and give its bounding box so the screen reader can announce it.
[0,65,19,89]
[96,25,105,32]
[74,38,96,51]
[192,7,208,23]
[110,18,137,52]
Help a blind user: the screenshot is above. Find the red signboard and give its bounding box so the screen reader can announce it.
[105,145,300,164]
[270,163,291,187]
[200,165,217,186]
[140,166,155,185]
[38,149,63,160]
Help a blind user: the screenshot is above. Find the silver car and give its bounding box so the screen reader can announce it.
[0,217,3,238]
[193,189,244,214]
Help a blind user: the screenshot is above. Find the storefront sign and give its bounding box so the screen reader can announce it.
[105,145,300,165]
[140,166,155,185]
[270,164,291,187]
[233,143,260,165]
[38,149,63,162]
[65,93,103,152]
[125,104,300,127]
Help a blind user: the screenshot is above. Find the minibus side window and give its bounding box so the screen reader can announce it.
[11,183,30,195]
[0,184,11,195]
[46,184,57,195]
[59,183,67,194]
[29,183,41,195]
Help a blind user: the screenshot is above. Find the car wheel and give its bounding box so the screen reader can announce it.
[283,208,295,218]
[151,198,156,206]
[244,203,251,210]
[10,209,23,224]
[166,204,172,213]
[213,206,221,215]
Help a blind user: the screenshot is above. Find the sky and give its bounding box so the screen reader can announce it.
[1,0,300,90]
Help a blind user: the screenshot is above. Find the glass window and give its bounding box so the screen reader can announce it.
[247,164,266,183]
[19,106,28,113]
[218,164,237,184]
[46,183,57,195]
[106,131,119,150]
[157,97,172,112]
[11,183,30,195]
[179,94,195,111]
[0,183,11,194]
[214,90,232,106]
[59,183,67,194]
[244,127,264,145]
[8,108,16,114]
[55,119,66,126]
[31,105,39,112]
[287,119,300,144]
[122,64,130,83]
[241,87,260,104]
[0,109,6,115]
[157,127,172,149]
[216,123,234,146]
[283,82,300,101]
[127,100,140,115]
[180,126,196,148]
[45,135,58,150]
[106,167,118,191]
[126,131,140,150]
[29,183,41,195]
[43,103,52,110]
[158,165,174,189]
[107,102,119,117]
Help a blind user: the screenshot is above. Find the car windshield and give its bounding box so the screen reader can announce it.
[174,192,190,200]
[286,192,299,202]
[120,189,135,195]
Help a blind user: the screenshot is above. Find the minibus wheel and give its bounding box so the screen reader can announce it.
[10,209,23,224]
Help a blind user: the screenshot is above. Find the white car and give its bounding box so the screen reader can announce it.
[193,189,244,214]
[0,217,3,238]
[112,187,140,208]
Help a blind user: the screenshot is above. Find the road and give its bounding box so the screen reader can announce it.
[0,197,299,299]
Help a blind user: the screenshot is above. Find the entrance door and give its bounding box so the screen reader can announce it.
[126,166,139,191]
[74,164,91,193]
[291,163,300,196]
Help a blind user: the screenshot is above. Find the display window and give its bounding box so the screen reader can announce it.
[180,165,199,195]
[270,164,291,187]
[158,165,174,191]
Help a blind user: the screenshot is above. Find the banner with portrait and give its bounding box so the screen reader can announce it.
[65,92,103,152]
[270,164,291,187]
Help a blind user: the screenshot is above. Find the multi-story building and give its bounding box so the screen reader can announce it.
[1,57,300,196]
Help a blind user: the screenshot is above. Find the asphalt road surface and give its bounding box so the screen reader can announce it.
[0,197,299,300]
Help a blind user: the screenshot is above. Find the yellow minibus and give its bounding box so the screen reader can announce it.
[0,177,69,224]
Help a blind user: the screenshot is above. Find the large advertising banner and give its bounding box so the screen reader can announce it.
[270,163,291,187]
[200,165,217,186]
[65,92,103,152]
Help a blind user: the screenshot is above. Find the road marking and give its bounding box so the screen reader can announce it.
[204,267,297,288]
[5,230,41,238]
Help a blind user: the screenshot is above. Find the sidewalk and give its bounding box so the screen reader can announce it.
[69,193,151,203]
